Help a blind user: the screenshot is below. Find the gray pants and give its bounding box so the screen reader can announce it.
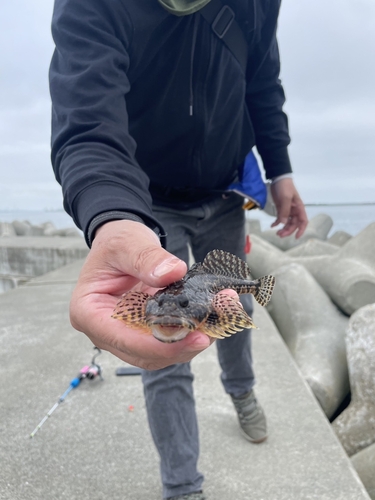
[142,194,255,499]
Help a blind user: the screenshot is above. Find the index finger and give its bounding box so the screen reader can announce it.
[276,201,308,238]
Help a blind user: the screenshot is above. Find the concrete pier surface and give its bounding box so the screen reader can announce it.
[0,260,370,500]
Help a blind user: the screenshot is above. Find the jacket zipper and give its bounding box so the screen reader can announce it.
[189,14,212,187]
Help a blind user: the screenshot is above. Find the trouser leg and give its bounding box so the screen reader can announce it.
[142,363,203,499]
[191,194,255,397]
[142,207,203,499]
[141,196,257,498]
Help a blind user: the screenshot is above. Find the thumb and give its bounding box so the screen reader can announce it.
[93,220,187,288]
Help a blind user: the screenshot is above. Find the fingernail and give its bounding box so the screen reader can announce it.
[153,257,182,277]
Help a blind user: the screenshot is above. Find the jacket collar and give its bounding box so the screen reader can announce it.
[158,0,211,16]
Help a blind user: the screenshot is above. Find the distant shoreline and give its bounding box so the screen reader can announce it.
[304,202,375,207]
[0,204,374,235]
[0,202,374,212]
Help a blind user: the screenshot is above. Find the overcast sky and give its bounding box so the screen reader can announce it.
[0,0,374,210]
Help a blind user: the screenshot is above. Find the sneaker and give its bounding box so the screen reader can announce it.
[167,492,206,500]
[231,390,267,443]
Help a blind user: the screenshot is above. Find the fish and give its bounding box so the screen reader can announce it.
[112,249,275,343]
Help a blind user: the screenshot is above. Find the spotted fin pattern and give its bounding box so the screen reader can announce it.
[252,275,275,307]
[202,249,252,279]
[199,294,257,339]
[112,291,150,330]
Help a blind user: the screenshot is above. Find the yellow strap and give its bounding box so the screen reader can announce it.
[242,200,257,210]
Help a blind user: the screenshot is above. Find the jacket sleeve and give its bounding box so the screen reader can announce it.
[245,0,292,179]
[50,0,163,240]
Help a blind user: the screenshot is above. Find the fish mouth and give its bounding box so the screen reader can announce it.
[146,316,197,343]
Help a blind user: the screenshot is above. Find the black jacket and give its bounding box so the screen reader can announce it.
[50,0,292,241]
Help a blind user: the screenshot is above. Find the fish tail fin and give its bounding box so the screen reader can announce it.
[252,275,275,306]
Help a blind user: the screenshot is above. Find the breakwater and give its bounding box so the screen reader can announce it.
[246,214,375,499]
[0,219,88,293]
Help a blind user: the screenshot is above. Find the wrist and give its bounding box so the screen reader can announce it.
[271,173,293,185]
[93,219,162,251]
[87,211,146,247]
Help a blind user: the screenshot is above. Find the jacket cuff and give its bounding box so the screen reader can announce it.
[87,211,145,247]
[70,184,166,247]
[261,147,293,179]
[86,210,166,248]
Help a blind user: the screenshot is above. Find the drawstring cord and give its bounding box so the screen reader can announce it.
[189,14,199,116]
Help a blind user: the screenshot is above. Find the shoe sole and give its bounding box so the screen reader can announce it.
[239,427,268,443]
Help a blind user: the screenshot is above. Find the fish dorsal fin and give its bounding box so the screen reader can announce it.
[202,250,252,279]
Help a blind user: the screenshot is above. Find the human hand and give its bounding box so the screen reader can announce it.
[70,220,226,370]
[270,178,308,238]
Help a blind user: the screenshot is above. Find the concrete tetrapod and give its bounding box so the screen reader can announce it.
[266,262,350,418]
[0,222,17,237]
[328,230,352,247]
[260,213,333,250]
[300,223,375,313]
[351,442,375,499]
[247,233,375,315]
[332,303,375,456]
[296,256,375,315]
[246,234,288,276]
[12,220,33,236]
[285,239,339,258]
[339,222,375,268]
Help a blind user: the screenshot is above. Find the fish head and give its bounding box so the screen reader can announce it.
[147,316,196,343]
[145,292,207,343]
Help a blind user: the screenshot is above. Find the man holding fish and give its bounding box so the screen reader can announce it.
[50,0,307,497]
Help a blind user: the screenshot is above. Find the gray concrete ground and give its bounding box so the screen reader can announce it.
[0,260,370,500]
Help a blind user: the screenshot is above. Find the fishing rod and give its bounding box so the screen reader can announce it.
[30,347,103,438]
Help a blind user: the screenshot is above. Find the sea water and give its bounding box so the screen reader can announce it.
[0,204,374,237]
[0,210,75,230]
[248,204,375,237]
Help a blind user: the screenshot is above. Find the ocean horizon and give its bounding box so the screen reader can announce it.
[252,203,375,237]
[0,203,374,238]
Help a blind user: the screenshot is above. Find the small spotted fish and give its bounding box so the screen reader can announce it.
[112,249,275,343]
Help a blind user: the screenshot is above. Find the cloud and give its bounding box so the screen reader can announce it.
[277,0,375,202]
[0,2,55,208]
[0,0,374,209]
[279,0,375,103]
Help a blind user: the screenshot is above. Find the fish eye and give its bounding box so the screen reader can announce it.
[158,296,165,307]
[178,295,189,308]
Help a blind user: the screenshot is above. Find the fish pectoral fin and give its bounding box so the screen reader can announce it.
[198,324,228,340]
[199,294,257,339]
[252,275,275,307]
[112,291,150,330]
